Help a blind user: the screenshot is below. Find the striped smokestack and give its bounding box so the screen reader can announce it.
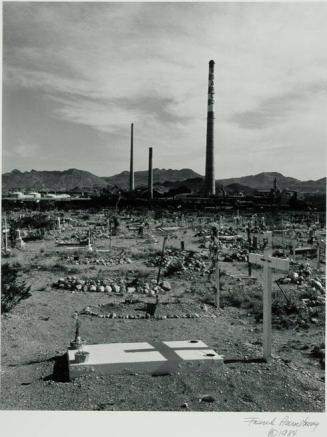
[148,147,153,200]
[205,60,215,196]
[129,123,134,192]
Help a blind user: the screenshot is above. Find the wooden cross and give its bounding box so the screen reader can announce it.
[214,264,221,309]
[263,231,273,255]
[249,252,290,361]
[2,217,9,253]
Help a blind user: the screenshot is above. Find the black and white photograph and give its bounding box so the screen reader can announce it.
[1,0,326,434]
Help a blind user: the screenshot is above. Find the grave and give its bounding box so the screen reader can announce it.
[249,252,290,361]
[67,340,223,379]
[16,229,25,249]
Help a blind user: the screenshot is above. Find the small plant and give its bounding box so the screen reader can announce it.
[1,263,32,313]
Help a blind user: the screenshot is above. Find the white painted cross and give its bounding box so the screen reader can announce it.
[16,229,25,249]
[249,252,290,361]
[2,217,9,253]
[263,231,273,256]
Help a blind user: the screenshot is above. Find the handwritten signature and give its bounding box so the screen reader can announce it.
[244,416,320,436]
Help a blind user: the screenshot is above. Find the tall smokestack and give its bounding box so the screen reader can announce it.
[205,60,215,196]
[129,123,134,192]
[148,147,153,200]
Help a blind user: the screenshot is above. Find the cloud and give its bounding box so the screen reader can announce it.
[2,2,327,179]
[16,141,39,158]
[230,81,327,130]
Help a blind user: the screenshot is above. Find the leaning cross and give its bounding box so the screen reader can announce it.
[249,252,290,361]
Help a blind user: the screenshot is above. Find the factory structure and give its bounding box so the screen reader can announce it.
[128,60,217,200]
[121,60,308,210]
[3,60,309,211]
[204,60,216,196]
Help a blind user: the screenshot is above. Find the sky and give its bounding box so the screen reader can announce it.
[2,1,327,180]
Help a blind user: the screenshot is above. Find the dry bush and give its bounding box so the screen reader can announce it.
[1,263,31,313]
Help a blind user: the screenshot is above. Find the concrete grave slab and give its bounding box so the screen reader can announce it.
[67,340,223,380]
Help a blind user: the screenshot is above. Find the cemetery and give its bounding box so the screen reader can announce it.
[1,207,325,411]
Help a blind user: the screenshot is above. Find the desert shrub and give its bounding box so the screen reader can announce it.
[129,246,161,260]
[1,263,32,313]
[135,267,151,279]
[221,283,263,316]
[165,260,184,276]
[14,214,55,230]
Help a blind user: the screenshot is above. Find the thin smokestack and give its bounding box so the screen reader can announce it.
[205,60,215,196]
[129,123,134,192]
[148,147,153,200]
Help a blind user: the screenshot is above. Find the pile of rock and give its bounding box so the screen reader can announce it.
[64,254,132,266]
[52,276,172,295]
[53,276,123,293]
[146,249,210,274]
[279,263,323,288]
[220,247,248,262]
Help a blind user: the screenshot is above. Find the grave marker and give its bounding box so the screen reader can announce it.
[215,265,220,309]
[249,252,290,361]
[263,231,273,255]
[156,235,168,284]
[67,340,223,379]
[16,229,25,249]
[2,217,9,253]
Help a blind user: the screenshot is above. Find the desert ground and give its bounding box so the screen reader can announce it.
[1,209,325,411]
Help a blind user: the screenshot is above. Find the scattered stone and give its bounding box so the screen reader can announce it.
[160,281,171,291]
[200,395,215,403]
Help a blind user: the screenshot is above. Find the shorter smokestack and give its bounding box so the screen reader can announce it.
[148,147,153,200]
[129,123,134,192]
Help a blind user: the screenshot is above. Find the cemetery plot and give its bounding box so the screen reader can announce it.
[67,340,223,379]
[1,209,325,411]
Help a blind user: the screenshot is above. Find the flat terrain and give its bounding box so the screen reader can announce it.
[1,212,325,411]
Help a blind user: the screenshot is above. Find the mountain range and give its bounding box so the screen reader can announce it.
[102,168,201,189]
[2,168,325,194]
[2,168,107,192]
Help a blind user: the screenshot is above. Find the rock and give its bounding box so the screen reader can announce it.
[75,284,82,291]
[200,395,215,403]
[112,284,120,293]
[180,402,189,409]
[98,286,105,292]
[160,281,171,291]
[90,285,97,292]
[105,285,112,293]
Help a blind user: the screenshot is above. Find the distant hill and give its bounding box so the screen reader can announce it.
[2,168,107,193]
[2,168,325,194]
[224,183,256,194]
[217,172,326,193]
[102,168,201,189]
